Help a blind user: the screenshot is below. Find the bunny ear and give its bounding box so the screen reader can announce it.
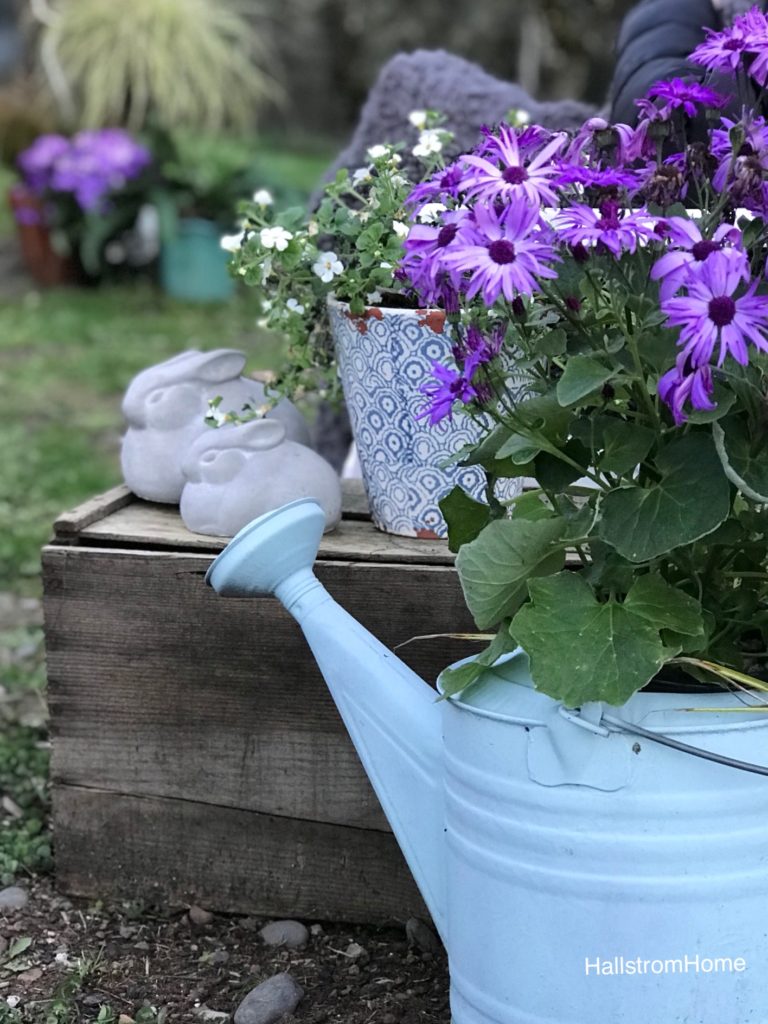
[192,349,247,383]
[239,418,287,450]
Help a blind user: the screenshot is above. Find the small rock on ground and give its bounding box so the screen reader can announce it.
[189,905,215,927]
[258,919,309,949]
[234,972,304,1024]
[406,917,442,954]
[0,886,29,911]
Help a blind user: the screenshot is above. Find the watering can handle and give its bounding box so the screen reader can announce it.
[601,712,768,777]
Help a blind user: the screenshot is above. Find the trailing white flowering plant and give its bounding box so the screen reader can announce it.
[395,7,768,708]
[223,111,453,402]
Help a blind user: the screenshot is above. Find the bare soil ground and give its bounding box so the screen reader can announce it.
[0,876,450,1023]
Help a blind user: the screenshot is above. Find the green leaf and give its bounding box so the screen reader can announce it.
[534,439,591,491]
[624,574,705,637]
[599,420,655,474]
[556,355,614,406]
[439,624,517,698]
[598,433,731,562]
[496,432,541,464]
[512,573,665,705]
[537,328,567,356]
[456,517,567,629]
[510,491,555,521]
[5,936,32,961]
[713,417,768,502]
[439,486,491,554]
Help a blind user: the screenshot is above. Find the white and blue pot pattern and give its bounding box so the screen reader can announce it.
[328,297,523,538]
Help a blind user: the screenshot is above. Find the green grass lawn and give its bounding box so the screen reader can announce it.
[0,285,289,592]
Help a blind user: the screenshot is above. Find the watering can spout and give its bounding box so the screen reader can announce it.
[206,500,447,938]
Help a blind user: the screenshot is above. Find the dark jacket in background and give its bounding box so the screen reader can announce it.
[610,0,768,125]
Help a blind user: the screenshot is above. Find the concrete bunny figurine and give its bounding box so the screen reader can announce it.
[120,349,311,503]
[179,419,342,536]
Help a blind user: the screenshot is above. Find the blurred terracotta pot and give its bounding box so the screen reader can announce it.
[7,184,78,287]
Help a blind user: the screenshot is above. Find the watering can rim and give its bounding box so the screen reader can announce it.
[440,649,768,737]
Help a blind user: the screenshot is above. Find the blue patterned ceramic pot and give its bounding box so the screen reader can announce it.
[328,297,522,538]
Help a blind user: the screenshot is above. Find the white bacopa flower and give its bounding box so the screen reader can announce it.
[413,130,443,158]
[252,189,273,206]
[220,233,242,253]
[392,220,410,239]
[418,202,447,224]
[408,109,428,128]
[367,144,389,160]
[352,166,372,186]
[508,107,531,126]
[286,298,306,315]
[260,226,293,251]
[313,251,344,283]
[207,402,228,426]
[307,220,319,237]
[380,261,392,269]
[366,290,383,304]
[6,996,20,1008]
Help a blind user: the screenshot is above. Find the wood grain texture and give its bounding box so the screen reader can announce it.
[68,502,456,565]
[53,485,134,536]
[53,785,427,924]
[43,546,477,831]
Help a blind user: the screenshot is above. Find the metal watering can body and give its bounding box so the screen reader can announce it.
[207,500,768,1024]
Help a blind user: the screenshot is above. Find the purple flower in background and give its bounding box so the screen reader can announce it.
[459,323,505,363]
[440,198,559,305]
[690,19,756,74]
[658,361,716,424]
[552,200,656,258]
[554,164,641,190]
[461,123,566,207]
[19,128,150,213]
[736,6,768,83]
[662,252,768,369]
[416,352,482,425]
[644,78,726,118]
[651,216,746,300]
[17,134,70,192]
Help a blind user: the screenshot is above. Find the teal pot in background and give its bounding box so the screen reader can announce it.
[160,218,234,303]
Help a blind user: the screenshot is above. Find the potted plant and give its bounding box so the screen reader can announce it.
[11,127,151,283]
[225,114,527,537]
[210,11,768,1021]
[33,0,277,136]
[153,131,261,303]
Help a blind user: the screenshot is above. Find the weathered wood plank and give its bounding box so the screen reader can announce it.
[69,502,456,565]
[53,784,427,924]
[53,484,134,537]
[43,545,478,830]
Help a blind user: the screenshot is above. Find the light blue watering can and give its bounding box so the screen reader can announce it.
[207,499,768,1024]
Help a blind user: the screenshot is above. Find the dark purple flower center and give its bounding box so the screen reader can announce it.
[436,224,459,247]
[724,37,744,51]
[708,295,736,327]
[488,239,517,264]
[502,165,528,185]
[691,240,719,262]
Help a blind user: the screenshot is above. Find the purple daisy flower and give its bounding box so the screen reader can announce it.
[644,78,726,119]
[651,217,746,300]
[658,361,716,424]
[416,351,483,425]
[439,199,559,306]
[553,164,642,190]
[552,199,656,258]
[406,162,466,207]
[461,123,567,208]
[662,252,768,369]
[732,6,768,84]
[690,20,755,75]
[399,210,472,304]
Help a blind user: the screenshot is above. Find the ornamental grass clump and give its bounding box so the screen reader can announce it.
[397,5,768,707]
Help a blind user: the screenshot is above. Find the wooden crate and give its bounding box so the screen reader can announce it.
[42,484,478,924]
